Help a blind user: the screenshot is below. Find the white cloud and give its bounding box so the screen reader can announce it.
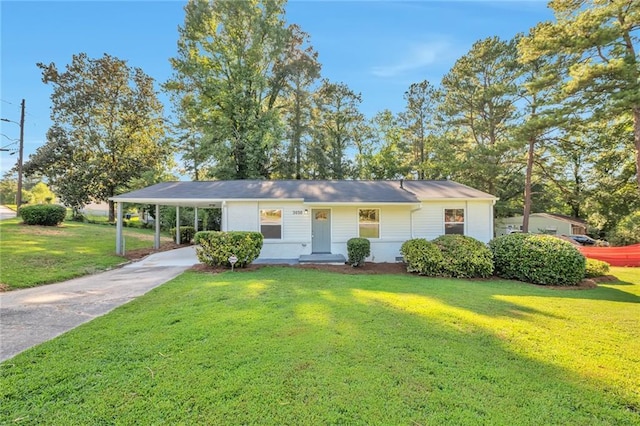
[370,40,452,78]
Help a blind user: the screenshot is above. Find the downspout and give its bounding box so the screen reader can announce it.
[465,200,468,235]
[221,201,227,231]
[491,199,496,240]
[410,205,422,239]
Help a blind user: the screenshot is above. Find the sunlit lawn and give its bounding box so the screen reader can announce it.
[1,267,638,424]
[0,218,171,289]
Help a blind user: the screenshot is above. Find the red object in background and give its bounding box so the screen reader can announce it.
[578,244,640,267]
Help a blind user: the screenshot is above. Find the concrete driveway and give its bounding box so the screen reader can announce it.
[0,246,199,362]
[0,205,17,220]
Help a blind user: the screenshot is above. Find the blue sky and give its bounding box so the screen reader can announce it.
[0,0,554,177]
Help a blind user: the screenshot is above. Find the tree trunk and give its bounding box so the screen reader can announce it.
[634,106,640,195]
[108,199,115,223]
[522,136,536,233]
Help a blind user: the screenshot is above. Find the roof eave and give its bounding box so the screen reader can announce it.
[419,197,499,202]
[303,201,422,206]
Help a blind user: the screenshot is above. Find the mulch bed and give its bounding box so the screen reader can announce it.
[190,261,409,275]
[189,261,605,290]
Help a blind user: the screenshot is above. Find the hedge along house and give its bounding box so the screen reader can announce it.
[110,180,498,263]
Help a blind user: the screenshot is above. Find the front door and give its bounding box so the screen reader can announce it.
[312,209,331,253]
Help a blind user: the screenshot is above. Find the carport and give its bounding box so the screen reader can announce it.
[110,183,224,255]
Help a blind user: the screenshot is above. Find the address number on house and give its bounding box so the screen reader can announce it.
[292,210,304,215]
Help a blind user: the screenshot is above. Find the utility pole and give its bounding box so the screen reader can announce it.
[0,99,24,209]
[16,99,25,209]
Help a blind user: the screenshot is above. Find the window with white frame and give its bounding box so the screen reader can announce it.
[444,209,464,235]
[359,208,380,238]
[260,209,282,239]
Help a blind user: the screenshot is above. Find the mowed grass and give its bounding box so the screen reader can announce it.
[1,267,639,424]
[0,218,171,289]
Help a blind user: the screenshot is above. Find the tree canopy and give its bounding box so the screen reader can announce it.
[24,53,171,220]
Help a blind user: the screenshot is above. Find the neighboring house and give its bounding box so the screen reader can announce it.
[495,213,587,237]
[111,180,498,263]
[80,202,110,217]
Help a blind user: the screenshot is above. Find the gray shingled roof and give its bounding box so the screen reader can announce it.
[111,180,496,205]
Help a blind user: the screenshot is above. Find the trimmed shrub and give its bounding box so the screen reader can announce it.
[347,237,371,267]
[170,226,196,244]
[432,235,494,278]
[19,204,67,226]
[400,238,444,276]
[194,231,263,268]
[489,233,586,286]
[585,258,610,278]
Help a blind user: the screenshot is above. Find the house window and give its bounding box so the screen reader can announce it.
[359,208,380,238]
[444,209,464,235]
[571,225,585,235]
[260,209,282,239]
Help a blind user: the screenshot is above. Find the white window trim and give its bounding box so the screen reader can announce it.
[358,208,381,239]
[260,208,283,240]
[443,208,465,235]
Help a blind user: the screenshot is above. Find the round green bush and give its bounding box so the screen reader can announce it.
[432,235,494,278]
[19,204,67,226]
[347,237,370,267]
[194,231,263,268]
[170,226,196,244]
[400,238,444,276]
[585,258,610,278]
[489,233,586,286]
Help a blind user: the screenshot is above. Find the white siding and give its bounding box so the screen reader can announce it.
[326,205,411,263]
[413,201,464,240]
[413,200,494,243]
[225,201,259,231]
[260,201,312,258]
[330,206,356,245]
[222,199,495,261]
[225,201,312,259]
[466,201,494,243]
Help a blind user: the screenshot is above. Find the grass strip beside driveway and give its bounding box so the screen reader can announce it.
[0,219,171,289]
[1,267,639,424]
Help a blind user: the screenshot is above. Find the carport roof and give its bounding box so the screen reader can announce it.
[110,179,497,206]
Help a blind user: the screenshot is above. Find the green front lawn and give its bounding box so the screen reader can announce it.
[1,267,638,424]
[0,219,172,289]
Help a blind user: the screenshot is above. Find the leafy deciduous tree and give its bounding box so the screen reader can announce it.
[166,0,290,179]
[24,53,169,220]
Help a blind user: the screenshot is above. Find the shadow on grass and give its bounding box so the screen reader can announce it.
[2,267,638,424]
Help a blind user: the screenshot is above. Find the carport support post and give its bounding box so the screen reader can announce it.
[194,208,199,232]
[116,202,124,255]
[175,206,180,245]
[154,204,160,250]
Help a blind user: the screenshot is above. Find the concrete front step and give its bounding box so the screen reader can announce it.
[298,254,347,265]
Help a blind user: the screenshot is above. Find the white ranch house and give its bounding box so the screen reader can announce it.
[110,180,498,263]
